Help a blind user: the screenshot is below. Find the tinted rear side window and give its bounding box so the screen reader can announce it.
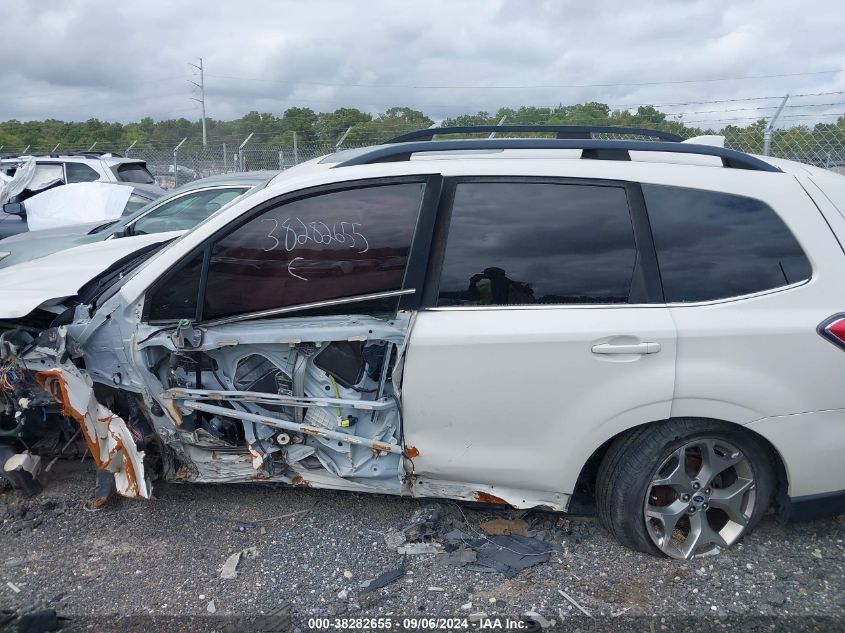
[116,163,155,184]
[437,182,637,306]
[64,162,100,183]
[643,184,812,302]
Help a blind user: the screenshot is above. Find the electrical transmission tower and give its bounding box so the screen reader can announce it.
[189,58,207,147]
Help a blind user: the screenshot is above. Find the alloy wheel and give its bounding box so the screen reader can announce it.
[644,438,756,559]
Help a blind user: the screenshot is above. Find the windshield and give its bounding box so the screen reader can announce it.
[115,162,155,184]
[129,187,249,235]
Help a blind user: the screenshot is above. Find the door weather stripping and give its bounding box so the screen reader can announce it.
[181,401,403,455]
[200,288,416,327]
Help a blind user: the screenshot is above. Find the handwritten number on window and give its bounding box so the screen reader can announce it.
[263,217,369,254]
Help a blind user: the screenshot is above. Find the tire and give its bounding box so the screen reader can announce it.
[596,418,776,559]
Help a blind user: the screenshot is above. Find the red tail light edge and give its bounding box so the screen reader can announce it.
[818,314,845,351]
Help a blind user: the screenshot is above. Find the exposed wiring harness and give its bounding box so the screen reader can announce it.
[0,363,23,393]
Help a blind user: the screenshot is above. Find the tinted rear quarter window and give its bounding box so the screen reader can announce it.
[116,163,155,184]
[643,184,812,302]
[437,181,638,306]
[65,162,101,183]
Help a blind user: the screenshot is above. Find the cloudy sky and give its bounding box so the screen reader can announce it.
[1,0,843,128]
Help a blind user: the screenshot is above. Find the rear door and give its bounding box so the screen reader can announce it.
[401,177,677,508]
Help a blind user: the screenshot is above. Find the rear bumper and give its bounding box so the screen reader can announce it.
[778,489,845,522]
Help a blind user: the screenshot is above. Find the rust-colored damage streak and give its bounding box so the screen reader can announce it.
[291,474,310,487]
[36,368,149,500]
[246,443,265,470]
[403,445,420,458]
[474,491,510,505]
[370,441,392,455]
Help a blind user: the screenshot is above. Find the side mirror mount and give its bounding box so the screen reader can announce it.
[3,202,24,216]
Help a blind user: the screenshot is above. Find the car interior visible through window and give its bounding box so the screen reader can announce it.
[437,181,638,307]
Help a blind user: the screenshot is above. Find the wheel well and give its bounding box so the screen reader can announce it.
[570,417,789,514]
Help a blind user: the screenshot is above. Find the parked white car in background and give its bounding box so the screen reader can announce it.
[1,126,843,560]
[0,152,164,239]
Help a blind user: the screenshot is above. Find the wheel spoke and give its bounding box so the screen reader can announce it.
[696,439,744,485]
[651,447,692,491]
[709,477,753,526]
[646,499,688,539]
[680,511,728,558]
[680,510,705,558]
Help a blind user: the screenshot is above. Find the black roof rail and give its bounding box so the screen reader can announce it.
[333,138,781,172]
[386,125,685,143]
[0,151,124,159]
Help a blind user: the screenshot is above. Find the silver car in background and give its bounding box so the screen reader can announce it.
[0,171,279,269]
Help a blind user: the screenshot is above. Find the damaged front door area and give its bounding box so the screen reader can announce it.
[134,314,412,494]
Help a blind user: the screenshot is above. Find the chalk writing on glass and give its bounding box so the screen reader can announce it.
[262,218,369,254]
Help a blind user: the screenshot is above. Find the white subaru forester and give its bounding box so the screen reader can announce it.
[1,125,843,559]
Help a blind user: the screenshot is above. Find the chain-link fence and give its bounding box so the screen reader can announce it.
[4,125,845,189]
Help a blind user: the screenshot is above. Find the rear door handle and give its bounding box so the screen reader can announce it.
[591,342,661,355]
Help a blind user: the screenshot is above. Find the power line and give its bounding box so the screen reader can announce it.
[205,68,843,90]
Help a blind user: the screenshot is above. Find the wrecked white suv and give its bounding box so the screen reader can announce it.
[2,125,845,560]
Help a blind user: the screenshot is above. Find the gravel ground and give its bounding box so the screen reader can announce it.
[1,459,843,632]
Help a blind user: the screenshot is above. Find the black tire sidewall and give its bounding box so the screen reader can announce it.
[598,419,776,557]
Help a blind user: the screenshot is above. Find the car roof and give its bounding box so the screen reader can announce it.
[175,171,280,190]
[0,153,145,164]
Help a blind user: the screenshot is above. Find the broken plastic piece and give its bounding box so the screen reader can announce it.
[360,564,405,593]
[473,535,551,578]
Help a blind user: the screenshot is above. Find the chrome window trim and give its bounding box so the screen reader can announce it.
[424,278,810,311]
[170,288,417,327]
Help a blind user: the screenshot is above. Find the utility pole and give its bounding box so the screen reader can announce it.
[190,58,207,147]
[763,93,789,156]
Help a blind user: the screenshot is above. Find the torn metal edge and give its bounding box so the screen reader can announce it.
[35,366,149,499]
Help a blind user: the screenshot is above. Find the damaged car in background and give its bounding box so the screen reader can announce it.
[0,153,164,239]
[2,125,845,561]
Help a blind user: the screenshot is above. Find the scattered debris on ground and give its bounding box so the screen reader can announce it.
[1,460,843,624]
[480,518,529,536]
[220,546,257,579]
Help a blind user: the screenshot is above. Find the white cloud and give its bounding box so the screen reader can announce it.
[1,0,843,127]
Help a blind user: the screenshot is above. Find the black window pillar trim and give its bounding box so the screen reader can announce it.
[399,175,444,311]
[624,181,665,304]
[195,246,212,322]
[420,179,457,308]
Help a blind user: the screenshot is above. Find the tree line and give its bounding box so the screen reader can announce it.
[1,103,843,153]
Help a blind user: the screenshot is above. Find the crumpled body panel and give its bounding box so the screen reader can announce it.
[35,364,148,500]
